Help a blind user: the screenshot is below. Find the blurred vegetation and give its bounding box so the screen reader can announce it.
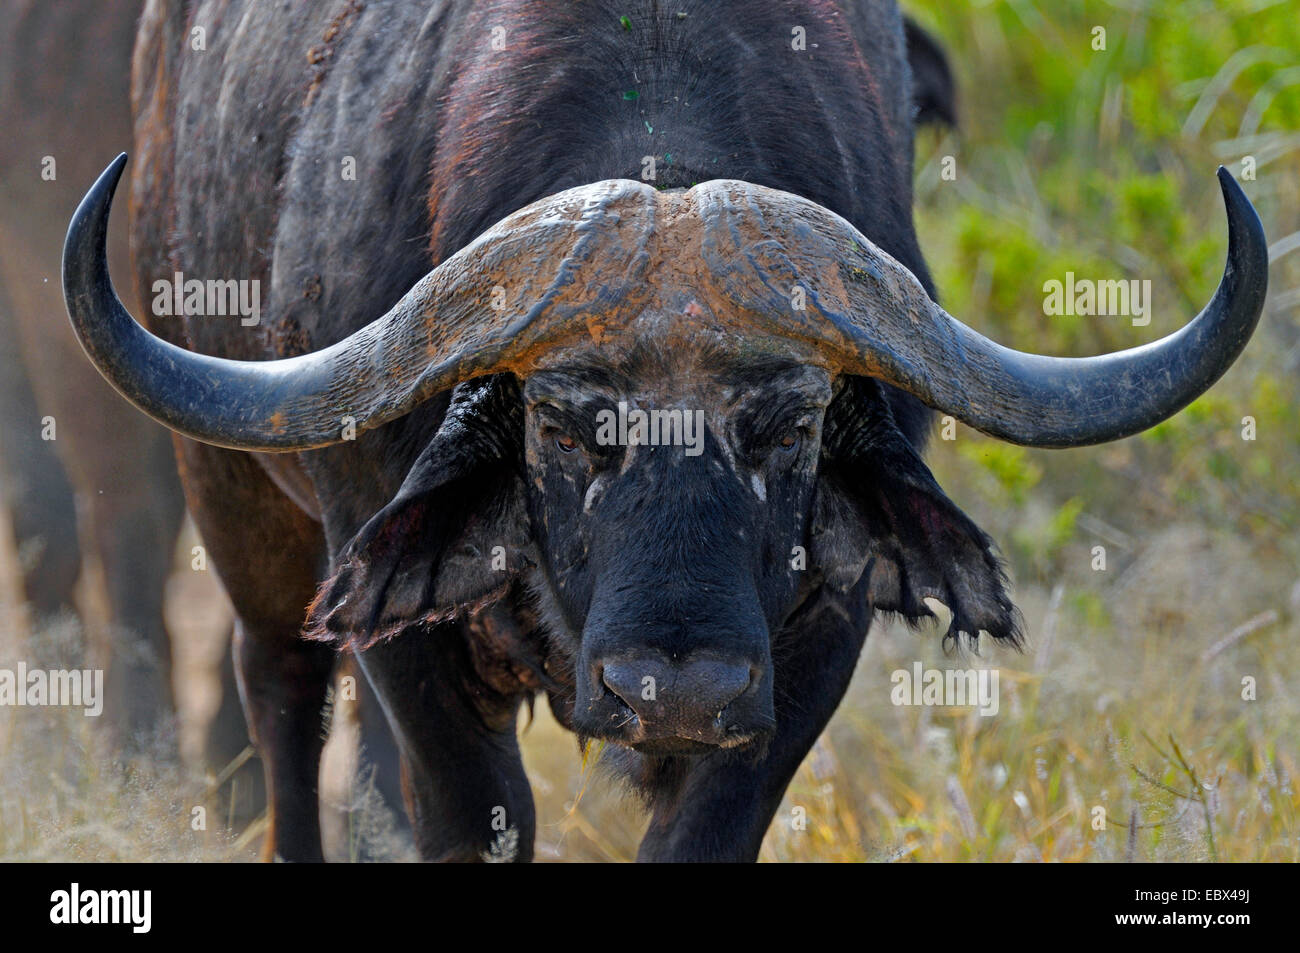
[910,0,1300,578]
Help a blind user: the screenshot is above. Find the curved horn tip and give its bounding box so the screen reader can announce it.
[1216,164,1264,234]
[1217,164,1246,208]
[1215,164,1269,282]
[95,152,128,200]
[65,153,129,263]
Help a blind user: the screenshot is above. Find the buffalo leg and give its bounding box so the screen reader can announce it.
[636,589,872,862]
[357,622,534,862]
[353,663,411,837]
[206,622,266,823]
[177,439,333,861]
[234,619,335,861]
[0,284,81,623]
[81,426,186,746]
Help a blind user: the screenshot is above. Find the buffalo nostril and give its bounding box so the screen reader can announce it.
[600,663,645,712]
[676,660,752,713]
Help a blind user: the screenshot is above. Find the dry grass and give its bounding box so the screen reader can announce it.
[519,560,1299,863]
[1,442,1295,865]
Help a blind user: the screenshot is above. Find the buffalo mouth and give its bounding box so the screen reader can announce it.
[588,692,775,756]
[630,737,735,757]
[614,713,771,755]
[614,719,771,756]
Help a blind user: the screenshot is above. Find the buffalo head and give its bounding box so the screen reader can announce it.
[63,155,1267,753]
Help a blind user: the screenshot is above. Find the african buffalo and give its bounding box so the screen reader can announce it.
[63,0,1266,861]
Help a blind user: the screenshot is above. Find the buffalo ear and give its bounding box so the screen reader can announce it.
[903,16,957,128]
[811,378,1020,648]
[305,376,534,651]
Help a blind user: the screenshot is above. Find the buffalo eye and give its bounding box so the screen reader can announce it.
[777,431,802,453]
[555,433,579,454]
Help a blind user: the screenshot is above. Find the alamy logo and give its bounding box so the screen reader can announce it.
[1042,272,1152,326]
[890,662,1000,716]
[151,270,261,326]
[595,401,705,457]
[50,884,151,933]
[0,663,103,716]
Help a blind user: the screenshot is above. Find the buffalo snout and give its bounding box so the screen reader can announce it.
[583,652,773,753]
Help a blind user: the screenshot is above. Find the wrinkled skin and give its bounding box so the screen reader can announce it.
[525,347,832,754]
[129,0,1005,861]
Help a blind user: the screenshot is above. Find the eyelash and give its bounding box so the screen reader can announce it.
[776,415,816,442]
[538,419,596,462]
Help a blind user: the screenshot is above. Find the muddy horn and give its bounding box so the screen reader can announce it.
[64,154,1266,452]
[62,153,655,451]
[694,171,1268,447]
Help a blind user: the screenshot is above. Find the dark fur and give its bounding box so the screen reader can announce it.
[130,0,1002,862]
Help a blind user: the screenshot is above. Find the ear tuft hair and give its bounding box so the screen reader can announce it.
[816,377,1022,651]
[303,376,531,652]
[904,16,958,129]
